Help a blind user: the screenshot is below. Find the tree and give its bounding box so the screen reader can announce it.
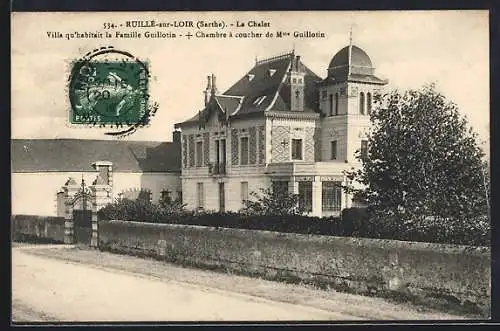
[240,187,305,216]
[346,84,489,223]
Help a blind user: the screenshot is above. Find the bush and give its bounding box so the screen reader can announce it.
[98,199,489,247]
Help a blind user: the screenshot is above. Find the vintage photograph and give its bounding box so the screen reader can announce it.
[11,10,490,322]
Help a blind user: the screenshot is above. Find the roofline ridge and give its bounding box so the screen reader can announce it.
[255,50,295,65]
[218,94,244,99]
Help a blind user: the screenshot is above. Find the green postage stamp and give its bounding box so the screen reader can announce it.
[68,47,154,136]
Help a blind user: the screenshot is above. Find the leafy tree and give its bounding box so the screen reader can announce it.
[240,187,305,216]
[345,84,489,223]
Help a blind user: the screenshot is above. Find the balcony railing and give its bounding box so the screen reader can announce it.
[209,162,227,175]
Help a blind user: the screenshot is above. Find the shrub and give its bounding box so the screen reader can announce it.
[98,198,489,246]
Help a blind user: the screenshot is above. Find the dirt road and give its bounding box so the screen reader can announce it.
[11,244,467,322]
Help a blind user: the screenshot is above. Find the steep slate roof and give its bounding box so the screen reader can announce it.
[176,51,322,126]
[11,139,181,173]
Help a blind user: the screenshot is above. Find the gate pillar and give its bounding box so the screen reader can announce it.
[90,200,98,248]
[64,200,74,244]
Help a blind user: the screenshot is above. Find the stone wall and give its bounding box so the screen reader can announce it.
[98,220,491,317]
[12,215,66,243]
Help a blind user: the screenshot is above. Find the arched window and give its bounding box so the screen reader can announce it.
[334,93,339,115]
[359,92,365,115]
[329,94,333,116]
[367,92,372,115]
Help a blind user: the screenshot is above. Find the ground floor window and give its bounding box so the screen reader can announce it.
[197,182,205,209]
[322,181,342,211]
[241,181,249,204]
[298,181,313,213]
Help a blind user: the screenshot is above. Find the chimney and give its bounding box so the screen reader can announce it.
[204,75,212,105]
[211,74,217,95]
[172,130,181,143]
[206,75,212,90]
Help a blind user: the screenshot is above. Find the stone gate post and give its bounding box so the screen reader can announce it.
[64,200,74,244]
[90,199,98,248]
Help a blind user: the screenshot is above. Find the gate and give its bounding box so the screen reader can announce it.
[73,209,92,244]
[67,177,96,246]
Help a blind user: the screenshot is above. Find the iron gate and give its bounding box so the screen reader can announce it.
[73,209,92,244]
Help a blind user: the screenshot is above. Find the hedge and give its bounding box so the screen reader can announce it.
[98,203,490,247]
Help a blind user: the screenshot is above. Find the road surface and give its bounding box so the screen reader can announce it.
[12,244,467,322]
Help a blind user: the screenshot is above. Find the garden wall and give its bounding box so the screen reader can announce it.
[99,220,491,317]
[11,215,66,243]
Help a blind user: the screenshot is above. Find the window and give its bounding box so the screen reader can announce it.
[298,181,313,213]
[361,140,369,160]
[219,183,225,212]
[197,183,205,209]
[241,181,249,203]
[291,139,303,160]
[253,96,266,106]
[195,141,203,167]
[360,92,365,115]
[321,90,327,100]
[329,94,333,116]
[272,181,289,198]
[292,78,297,83]
[335,93,339,115]
[322,181,342,211]
[367,92,372,114]
[331,140,338,160]
[215,140,220,164]
[240,137,249,165]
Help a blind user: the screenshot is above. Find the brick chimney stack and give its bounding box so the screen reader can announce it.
[211,73,218,96]
[204,75,212,105]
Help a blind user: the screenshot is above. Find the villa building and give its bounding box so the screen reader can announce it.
[174,43,387,217]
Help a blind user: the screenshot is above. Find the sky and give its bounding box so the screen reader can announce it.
[11,11,489,155]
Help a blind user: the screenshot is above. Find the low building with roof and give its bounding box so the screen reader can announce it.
[174,43,387,216]
[11,136,181,216]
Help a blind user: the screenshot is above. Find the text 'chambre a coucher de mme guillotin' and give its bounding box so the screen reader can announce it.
[46,19,327,40]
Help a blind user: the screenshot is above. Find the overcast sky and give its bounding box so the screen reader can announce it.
[11,10,489,155]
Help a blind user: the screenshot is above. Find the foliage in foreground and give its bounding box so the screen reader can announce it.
[98,196,490,246]
[345,84,490,224]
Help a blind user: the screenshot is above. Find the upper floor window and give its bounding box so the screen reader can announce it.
[367,92,372,114]
[360,92,365,115]
[334,93,339,115]
[195,141,203,167]
[291,139,303,160]
[329,94,333,116]
[331,140,338,160]
[240,137,249,165]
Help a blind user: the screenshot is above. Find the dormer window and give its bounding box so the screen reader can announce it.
[247,74,255,81]
[253,96,266,106]
[268,69,276,77]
